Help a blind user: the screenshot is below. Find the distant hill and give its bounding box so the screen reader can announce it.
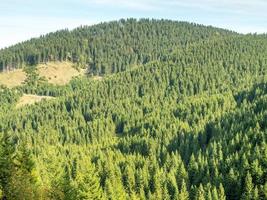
[0,19,235,73]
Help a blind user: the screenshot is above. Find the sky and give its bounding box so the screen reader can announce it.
[0,0,267,49]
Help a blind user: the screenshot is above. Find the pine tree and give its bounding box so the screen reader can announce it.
[226,168,240,199]
[253,185,259,200]
[162,184,170,200]
[166,172,179,199]
[6,141,39,200]
[188,154,198,185]
[123,165,135,194]
[195,184,205,200]
[179,179,189,200]
[60,165,76,200]
[218,183,226,200]
[211,186,219,200]
[242,172,254,200]
[76,164,103,200]
[105,177,127,200]
[206,184,212,200]
[23,66,41,87]
[0,132,16,199]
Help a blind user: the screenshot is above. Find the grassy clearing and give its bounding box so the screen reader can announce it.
[0,69,26,88]
[16,94,55,108]
[38,62,86,85]
[0,62,87,88]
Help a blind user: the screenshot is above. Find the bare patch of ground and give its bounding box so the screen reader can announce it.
[0,69,26,88]
[16,94,55,108]
[0,62,87,88]
[38,62,86,85]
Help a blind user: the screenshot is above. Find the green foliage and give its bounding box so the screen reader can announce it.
[0,134,39,199]
[242,172,254,200]
[0,19,267,199]
[75,165,103,200]
[0,132,16,197]
[0,19,234,73]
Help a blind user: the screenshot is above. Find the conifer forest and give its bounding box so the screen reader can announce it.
[0,19,267,199]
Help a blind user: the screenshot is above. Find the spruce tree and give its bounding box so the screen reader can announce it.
[0,132,16,199]
[242,172,254,200]
[195,184,205,200]
[179,179,189,200]
[218,183,226,200]
[76,165,103,200]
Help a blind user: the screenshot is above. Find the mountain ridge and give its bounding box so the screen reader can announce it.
[0,19,237,72]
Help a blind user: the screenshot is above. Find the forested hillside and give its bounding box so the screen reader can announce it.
[0,19,267,200]
[0,19,234,73]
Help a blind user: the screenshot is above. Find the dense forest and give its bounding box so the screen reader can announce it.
[0,19,267,199]
[0,19,235,73]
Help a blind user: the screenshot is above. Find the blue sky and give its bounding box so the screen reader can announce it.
[1,0,267,49]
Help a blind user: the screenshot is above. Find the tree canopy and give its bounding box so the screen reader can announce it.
[0,19,267,199]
